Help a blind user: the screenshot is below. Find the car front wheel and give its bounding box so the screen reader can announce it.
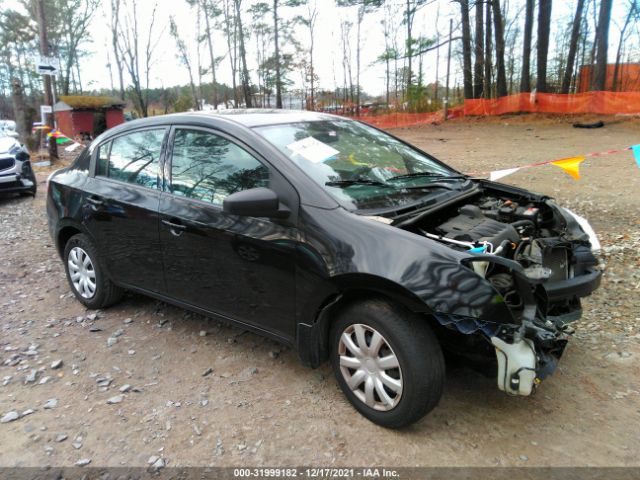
[330,299,445,428]
[63,233,123,309]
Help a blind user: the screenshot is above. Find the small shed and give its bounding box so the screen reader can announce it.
[54,95,126,140]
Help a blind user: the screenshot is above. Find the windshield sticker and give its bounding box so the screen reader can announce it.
[286,136,340,164]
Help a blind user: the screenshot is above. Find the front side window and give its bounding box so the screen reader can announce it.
[106,129,165,188]
[170,129,269,205]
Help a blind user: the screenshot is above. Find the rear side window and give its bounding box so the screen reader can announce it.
[96,142,110,177]
[105,129,165,188]
[170,128,269,205]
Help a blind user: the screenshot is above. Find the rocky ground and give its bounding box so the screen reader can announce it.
[0,114,639,468]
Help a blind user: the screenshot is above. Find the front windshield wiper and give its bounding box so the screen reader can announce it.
[387,172,468,182]
[325,179,391,188]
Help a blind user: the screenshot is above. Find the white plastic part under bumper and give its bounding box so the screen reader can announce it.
[491,336,538,396]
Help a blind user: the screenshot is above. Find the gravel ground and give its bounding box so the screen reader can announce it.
[0,115,639,468]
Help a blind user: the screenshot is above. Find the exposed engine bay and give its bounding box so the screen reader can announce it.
[394,184,602,396]
[408,191,599,323]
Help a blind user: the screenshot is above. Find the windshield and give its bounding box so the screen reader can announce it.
[254,120,463,211]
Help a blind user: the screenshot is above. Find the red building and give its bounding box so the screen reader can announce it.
[54,95,126,140]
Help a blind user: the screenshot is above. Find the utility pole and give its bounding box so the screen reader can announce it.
[36,0,57,160]
[444,18,452,121]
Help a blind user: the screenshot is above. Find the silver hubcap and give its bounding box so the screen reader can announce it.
[338,324,403,411]
[68,247,97,299]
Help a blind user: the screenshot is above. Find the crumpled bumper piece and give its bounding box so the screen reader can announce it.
[434,313,501,336]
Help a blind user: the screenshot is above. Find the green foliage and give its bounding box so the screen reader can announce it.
[59,95,125,109]
[173,93,196,113]
[336,0,384,11]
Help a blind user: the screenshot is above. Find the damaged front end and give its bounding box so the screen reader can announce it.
[397,181,602,396]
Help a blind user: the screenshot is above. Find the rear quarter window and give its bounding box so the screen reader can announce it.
[70,147,91,173]
[96,142,110,177]
[97,129,166,189]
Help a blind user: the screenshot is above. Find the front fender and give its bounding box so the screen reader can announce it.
[295,206,518,366]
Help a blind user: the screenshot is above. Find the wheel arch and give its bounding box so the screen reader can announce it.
[296,274,436,368]
[55,219,93,259]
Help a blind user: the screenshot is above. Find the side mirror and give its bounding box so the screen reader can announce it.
[223,187,290,218]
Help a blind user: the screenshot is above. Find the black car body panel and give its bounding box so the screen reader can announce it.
[46,110,602,398]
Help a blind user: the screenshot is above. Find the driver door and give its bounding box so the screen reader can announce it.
[159,126,299,341]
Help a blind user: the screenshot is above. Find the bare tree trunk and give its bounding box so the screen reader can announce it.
[111,0,125,100]
[235,0,252,107]
[355,6,363,115]
[560,0,585,93]
[274,0,282,108]
[444,18,452,120]
[203,2,218,107]
[434,33,439,104]
[591,0,612,91]
[170,17,199,110]
[106,46,115,93]
[612,1,636,91]
[75,60,83,94]
[222,0,239,106]
[484,0,493,98]
[520,0,534,92]
[458,0,473,99]
[385,54,390,106]
[491,0,507,97]
[11,79,31,145]
[405,0,413,93]
[536,0,552,93]
[307,2,317,110]
[473,0,484,99]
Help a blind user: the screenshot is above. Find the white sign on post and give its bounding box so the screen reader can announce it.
[40,105,53,125]
[36,56,60,76]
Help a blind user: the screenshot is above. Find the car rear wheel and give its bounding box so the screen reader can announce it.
[63,233,123,309]
[330,299,445,428]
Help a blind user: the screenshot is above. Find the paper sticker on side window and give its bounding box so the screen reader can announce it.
[285,136,339,164]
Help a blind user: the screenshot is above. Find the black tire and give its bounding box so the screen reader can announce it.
[329,299,445,428]
[63,233,123,309]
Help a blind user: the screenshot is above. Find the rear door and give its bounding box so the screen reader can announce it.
[159,126,299,340]
[83,127,167,293]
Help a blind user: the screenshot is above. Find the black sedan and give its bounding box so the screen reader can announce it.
[46,110,601,428]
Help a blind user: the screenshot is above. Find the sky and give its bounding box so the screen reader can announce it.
[6,0,637,97]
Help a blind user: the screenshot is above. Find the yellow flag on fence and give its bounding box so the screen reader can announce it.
[550,156,586,180]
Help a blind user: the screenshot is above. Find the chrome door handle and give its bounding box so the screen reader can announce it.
[161,219,187,234]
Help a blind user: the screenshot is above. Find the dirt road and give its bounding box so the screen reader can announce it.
[1,115,639,468]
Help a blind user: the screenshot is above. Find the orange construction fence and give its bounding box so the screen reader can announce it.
[345,91,640,130]
[350,107,464,129]
[463,91,640,116]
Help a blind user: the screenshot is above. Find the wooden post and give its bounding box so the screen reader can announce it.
[36,0,57,160]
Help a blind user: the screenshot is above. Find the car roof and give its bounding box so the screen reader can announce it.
[202,109,342,127]
[93,109,349,148]
[120,109,343,130]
